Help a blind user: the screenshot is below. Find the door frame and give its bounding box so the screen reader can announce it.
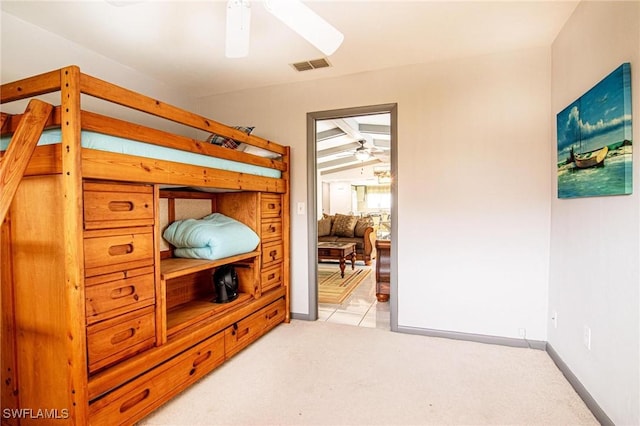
[306,103,398,331]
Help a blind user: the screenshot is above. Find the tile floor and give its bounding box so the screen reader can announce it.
[317,262,390,329]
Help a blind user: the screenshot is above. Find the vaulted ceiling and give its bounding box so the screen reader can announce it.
[1,1,579,98]
[316,113,390,179]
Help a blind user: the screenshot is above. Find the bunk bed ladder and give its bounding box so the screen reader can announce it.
[0,99,53,223]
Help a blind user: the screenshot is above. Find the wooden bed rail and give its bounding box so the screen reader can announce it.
[0,99,53,222]
[1,66,288,166]
[0,69,61,104]
[78,71,286,156]
[1,107,286,173]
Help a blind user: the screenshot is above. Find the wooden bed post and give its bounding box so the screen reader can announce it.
[283,146,291,322]
[0,212,18,423]
[60,65,89,424]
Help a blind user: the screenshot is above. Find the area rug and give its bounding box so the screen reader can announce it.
[318,267,371,304]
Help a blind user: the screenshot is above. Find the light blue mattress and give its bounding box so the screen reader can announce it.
[1,129,281,178]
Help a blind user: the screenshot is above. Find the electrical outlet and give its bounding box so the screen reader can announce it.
[518,328,526,338]
[583,326,591,350]
[552,311,558,329]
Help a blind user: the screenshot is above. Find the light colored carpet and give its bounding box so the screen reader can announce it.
[139,320,598,426]
[318,267,371,304]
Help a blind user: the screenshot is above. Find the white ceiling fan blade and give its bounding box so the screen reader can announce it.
[226,0,252,58]
[264,0,344,56]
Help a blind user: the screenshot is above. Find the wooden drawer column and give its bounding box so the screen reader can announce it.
[82,181,157,374]
[259,193,284,294]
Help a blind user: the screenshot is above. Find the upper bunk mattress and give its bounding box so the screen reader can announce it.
[1,129,281,178]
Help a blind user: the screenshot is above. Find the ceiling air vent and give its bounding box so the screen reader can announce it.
[291,58,331,72]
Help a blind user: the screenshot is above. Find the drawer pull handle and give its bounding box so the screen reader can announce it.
[111,328,135,345]
[110,285,135,300]
[268,226,276,232]
[267,273,275,280]
[108,201,134,212]
[237,327,250,339]
[269,250,277,258]
[192,350,212,368]
[267,203,276,209]
[109,244,134,256]
[120,388,150,413]
[267,309,279,320]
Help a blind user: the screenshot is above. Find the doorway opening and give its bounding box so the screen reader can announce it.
[306,104,397,330]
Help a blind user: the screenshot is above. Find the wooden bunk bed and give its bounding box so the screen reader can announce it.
[0,65,290,425]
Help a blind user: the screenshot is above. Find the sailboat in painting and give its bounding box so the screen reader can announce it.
[568,145,608,169]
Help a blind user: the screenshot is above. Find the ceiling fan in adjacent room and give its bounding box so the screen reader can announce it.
[353,140,371,162]
[225,0,344,58]
[331,140,384,163]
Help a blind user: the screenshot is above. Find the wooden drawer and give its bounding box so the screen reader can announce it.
[84,181,154,230]
[261,241,283,268]
[84,227,154,277]
[260,194,282,218]
[87,306,156,374]
[261,264,283,293]
[225,298,286,358]
[89,332,225,425]
[85,266,155,325]
[261,218,282,242]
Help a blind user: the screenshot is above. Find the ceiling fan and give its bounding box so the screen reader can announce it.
[353,140,371,161]
[331,140,382,162]
[104,0,343,58]
[225,0,344,58]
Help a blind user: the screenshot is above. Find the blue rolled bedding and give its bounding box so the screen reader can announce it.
[163,213,259,260]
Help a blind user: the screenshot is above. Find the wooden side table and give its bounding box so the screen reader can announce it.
[375,239,390,302]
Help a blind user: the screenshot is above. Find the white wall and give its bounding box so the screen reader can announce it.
[197,46,553,341]
[549,2,640,425]
[320,182,330,219]
[328,182,353,215]
[1,12,191,131]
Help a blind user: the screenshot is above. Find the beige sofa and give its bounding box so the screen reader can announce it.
[318,214,377,265]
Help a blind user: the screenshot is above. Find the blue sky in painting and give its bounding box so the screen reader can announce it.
[557,63,632,158]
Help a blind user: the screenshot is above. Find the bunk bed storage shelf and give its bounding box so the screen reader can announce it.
[161,251,261,338]
[1,66,290,425]
[160,251,260,281]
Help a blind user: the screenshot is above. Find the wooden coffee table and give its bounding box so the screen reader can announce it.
[317,242,356,278]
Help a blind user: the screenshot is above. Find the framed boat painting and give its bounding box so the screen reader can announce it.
[556,63,633,199]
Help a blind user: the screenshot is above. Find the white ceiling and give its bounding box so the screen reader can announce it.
[1,0,579,98]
